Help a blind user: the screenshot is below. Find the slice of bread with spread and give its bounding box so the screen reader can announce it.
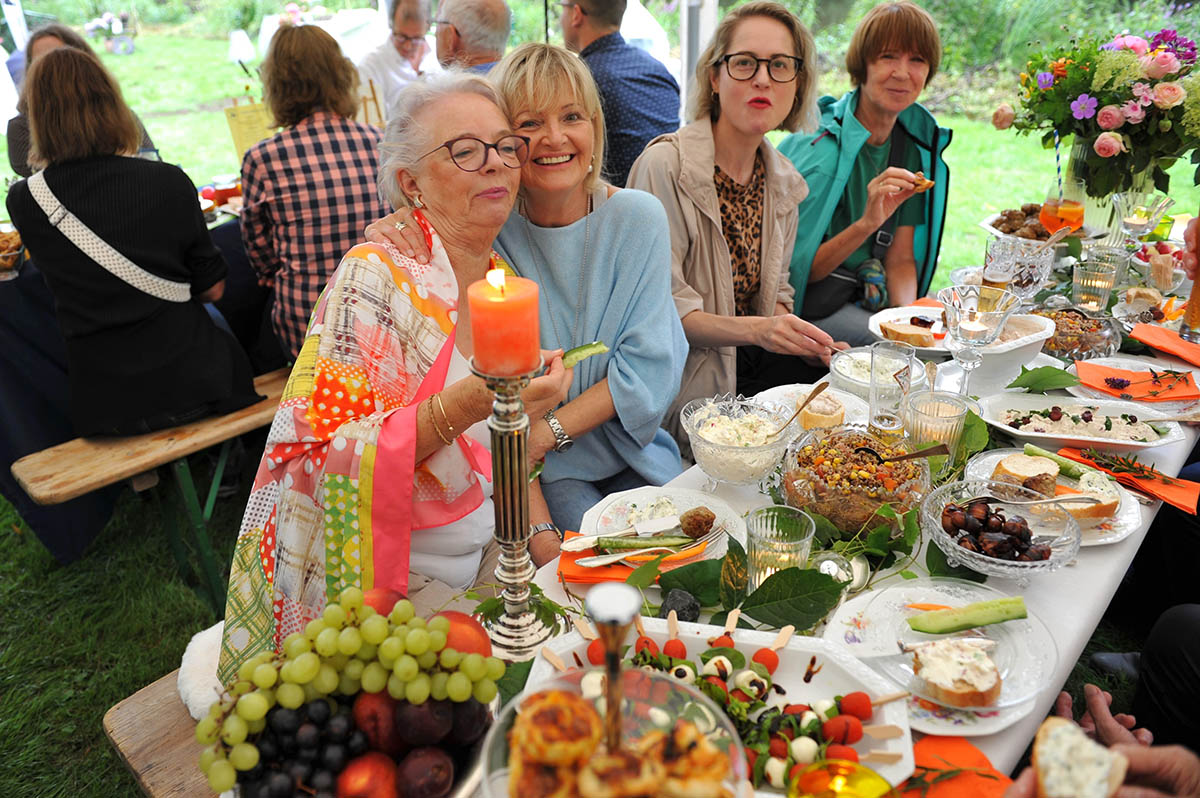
[909,638,1001,708]
[880,320,935,347]
[799,393,845,430]
[1033,717,1127,798]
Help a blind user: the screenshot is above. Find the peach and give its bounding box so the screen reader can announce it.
[433,610,492,657]
[352,692,409,759]
[362,588,405,616]
[336,752,399,798]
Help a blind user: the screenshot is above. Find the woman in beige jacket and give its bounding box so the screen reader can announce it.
[628,0,846,453]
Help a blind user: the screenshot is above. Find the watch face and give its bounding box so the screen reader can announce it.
[555,439,574,452]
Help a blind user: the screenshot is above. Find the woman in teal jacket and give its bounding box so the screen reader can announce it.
[778,1,950,345]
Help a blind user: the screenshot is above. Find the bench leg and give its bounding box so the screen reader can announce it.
[171,458,226,616]
[153,484,192,584]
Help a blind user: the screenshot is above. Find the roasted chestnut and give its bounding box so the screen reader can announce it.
[957,536,982,553]
[963,514,983,534]
[967,501,990,522]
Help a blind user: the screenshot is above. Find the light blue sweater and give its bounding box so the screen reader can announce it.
[494,188,687,486]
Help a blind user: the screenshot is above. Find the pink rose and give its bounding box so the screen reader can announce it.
[1141,50,1182,79]
[1123,100,1147,124]
[992,103,1015,130]
[1123,35,1150,55]
[1093,132,1128,158]
[1153,81,1187,109]
[1096,104,1125,130]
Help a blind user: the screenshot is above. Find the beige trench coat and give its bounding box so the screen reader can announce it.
[628,118,810,452]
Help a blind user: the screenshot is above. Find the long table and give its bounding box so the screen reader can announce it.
[533,350,1198,776]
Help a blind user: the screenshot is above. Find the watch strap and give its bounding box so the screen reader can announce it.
[542,409,573,452]
[530,522,562,542]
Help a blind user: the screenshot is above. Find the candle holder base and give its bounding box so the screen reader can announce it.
[486,609,554,662]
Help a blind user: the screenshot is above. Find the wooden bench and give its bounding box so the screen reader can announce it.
[104,669,215,797]
[11,367,290,613]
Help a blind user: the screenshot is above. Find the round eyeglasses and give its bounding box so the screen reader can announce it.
[717,52,802,82]
[418,135,531,172]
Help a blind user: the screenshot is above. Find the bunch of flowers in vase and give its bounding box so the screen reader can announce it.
[993,28,1200,197]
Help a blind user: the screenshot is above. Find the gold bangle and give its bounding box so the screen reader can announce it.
[433,393,457,440]
[427,397,454,446]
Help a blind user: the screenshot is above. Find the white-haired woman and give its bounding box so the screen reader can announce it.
[218,71,572,682]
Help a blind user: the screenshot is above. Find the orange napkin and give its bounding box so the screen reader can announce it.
[912,296,942,308]
[1130,323,1200,367]
[557,531,633,584]
[1058,447,1200,514]
[899,737,1011,798]
[1074,360,1200,402]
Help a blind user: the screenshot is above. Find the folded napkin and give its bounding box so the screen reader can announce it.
[899,737,1011,798]
[912,296,942,308]
[1130,323,1200,367]
[1058,447,1200,514]
[558,531,633,584]
[1074,359,1200,402]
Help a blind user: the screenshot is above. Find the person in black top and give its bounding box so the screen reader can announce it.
[561,0,680,187]
[6,47,258,437]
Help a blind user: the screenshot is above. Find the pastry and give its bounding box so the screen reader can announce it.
[912,171,935,193]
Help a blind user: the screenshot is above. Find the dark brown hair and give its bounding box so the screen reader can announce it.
[261,24,359,128]
[25,47,140,169]
[24,23,92,72]
[845,1,942,87]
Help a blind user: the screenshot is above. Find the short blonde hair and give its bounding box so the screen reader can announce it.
[262,24,359,128]
[689,1,817,134]
[845,1,941,87]
[489,43,605,192]
[25,47,140,169]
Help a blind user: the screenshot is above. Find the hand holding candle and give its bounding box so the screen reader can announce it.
[467,269,541,376]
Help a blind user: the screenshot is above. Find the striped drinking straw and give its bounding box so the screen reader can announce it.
[1054,129,1062,201]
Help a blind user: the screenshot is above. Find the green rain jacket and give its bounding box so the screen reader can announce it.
[777,89,952,310]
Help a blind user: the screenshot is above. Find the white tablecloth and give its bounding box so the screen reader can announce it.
[533,351,1198,775]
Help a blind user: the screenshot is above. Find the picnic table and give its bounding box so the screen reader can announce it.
[532,351,1200,775]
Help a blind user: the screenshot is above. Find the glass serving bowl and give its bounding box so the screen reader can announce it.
[922,479,1082,587]
[829,346,929,400]
[1030,296,1122,361]
[781,424,930,539]
[680,394,796,487]
[479,670,748,798]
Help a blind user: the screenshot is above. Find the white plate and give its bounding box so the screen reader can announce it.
[1065,355,1200,413]
[976,394,1184,451]
[935,351,1063,395]
[1112,298,1184,334]
[862,579,1059,712]
[752,383,870,426]
[527,617,915,790]
[588,487,747,572]
[821,589,1039,736]
[867,306,951,356]
[965,448,1140,547]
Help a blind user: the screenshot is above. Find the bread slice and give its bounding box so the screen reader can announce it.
[800,393,845,430]
[992,453,1059,497]
[1058,473,1121,524]
[1033,717,1127,798]
[909,639,1001,708]
[1125,285,1163,305]
[912,171,935,193]
[881,320,935,347]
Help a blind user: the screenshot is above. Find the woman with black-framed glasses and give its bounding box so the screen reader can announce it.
[628,0,848,456]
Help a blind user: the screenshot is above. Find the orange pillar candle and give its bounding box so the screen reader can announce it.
[467,269,541,376]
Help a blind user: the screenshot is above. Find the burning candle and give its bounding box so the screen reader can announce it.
[467,269,540,376]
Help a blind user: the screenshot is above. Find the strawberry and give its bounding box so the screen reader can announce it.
[1157,241,1173,255]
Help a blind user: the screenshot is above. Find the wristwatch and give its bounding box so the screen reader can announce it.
[542,409,574,453]
[530,522,562,542]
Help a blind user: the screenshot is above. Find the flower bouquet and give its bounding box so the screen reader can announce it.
[994,29,1200,198]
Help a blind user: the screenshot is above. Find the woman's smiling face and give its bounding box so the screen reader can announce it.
[511,99,596,197]
[859,47,929,118]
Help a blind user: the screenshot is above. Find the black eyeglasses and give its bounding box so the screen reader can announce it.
[716,52,803,82]
[418,135,531,171]
[433,18,454,29]
[392,30,428,46]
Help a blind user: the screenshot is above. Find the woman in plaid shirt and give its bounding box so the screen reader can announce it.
[240,24,391,359]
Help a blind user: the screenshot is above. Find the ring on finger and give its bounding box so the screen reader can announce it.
[394,220,408,233]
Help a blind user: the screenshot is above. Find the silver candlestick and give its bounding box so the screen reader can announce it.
[471,359,553,661]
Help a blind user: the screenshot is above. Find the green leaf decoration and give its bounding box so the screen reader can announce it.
[1005,365,1081,394]
[497,658,532,709]
[960,411,989,462]
[1065,236,1083,259]
[625,554,667,589]
[925,544,987,583]
[719,535,749,610]
[900,569,918,579]
[699,646,746,670]
[808,511,842,546]
[902,507,921,549]
[659,559,722,607]
[740,568,844,631]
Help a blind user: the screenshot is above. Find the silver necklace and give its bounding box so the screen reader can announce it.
[522,191,592,351]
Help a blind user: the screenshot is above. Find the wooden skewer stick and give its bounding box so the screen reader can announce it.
[862,750,904,765]
[871,690,910,707]
[667,610,680,642]
[769,625,795,651]
[862,724,904,740]
[541,647,568,673]
[723,608,741,635]
[573,615,598,641]
[633,614,647,638]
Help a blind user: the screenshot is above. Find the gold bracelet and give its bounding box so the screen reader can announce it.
[433,393,457,440]
[427,397,454,446]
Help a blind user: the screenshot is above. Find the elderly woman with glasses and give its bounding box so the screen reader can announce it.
[628,0,844,453]
[218,71,573,681]
[368,46,688,535]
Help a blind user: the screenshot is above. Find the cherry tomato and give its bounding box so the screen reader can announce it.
[822,715,863,745]
[826,744,859,763]
[586,638,605,665]
[752,648,780,674]
[663,639,687,660]
[634,636,659,657]
[839,691,873,722]
[768,736,789,758]
[711,634,734,648]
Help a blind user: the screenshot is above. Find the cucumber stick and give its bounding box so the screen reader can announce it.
[563,341,609,368]
[595,535,694,551]
[1023,444,1115,482]
[907,596,1027,634]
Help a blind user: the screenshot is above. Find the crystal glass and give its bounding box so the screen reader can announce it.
[1083,244,1132,287]
[902,391,979,481]
[1182,277,1200,344]
[985,236,1054,302]
[937,285,1021,395]
[921,479,1082,587]
[789,760,896,798]
[679,394,795,489]
[867,341,916,437]
[1039,177,1086,234]
[745,505,815,591]
[1112,191,1175,247]
[1072,260,1118,312]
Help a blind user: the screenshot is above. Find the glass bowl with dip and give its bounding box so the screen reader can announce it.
[680,394,796,488]
[829,345,929,401]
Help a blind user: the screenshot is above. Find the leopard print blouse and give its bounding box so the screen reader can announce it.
[714,154,766,317]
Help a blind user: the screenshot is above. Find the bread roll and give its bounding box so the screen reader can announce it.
[1033,717,1126,798]
[800,393,845,430]
[880,320,935,347]
[1125,286,1163,305]
[991,454,1059,497]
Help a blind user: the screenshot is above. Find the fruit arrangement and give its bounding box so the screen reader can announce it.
[193,588,505,797]
[1132,240,1183,266]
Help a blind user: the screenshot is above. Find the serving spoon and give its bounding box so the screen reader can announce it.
[768,381,829,440]
[964,493,1101,507]
[854,442,950,464]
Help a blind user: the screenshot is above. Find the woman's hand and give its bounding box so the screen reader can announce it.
[521,350,573,421]
[755,314,839,359]
[1055,685,1154,747]
[1113,744,1200,798]
[1182,217,1198,281]
[861,167,918,231]
[364,208,432,264]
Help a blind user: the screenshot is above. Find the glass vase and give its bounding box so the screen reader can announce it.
[1064,137,1154,243]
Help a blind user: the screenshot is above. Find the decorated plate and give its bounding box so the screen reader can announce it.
[752,383,870,426]
[976,394,1184,452]
[1065,355,1200,413]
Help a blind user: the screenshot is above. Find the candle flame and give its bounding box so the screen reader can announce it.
[486,268,506,293]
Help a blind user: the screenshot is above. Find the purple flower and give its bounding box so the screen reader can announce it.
[1071,94,1099,120]
[1151,27,1198,63]
[1105,377,1132,390]
[1037,71,1055,89]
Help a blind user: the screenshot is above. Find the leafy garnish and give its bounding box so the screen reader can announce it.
[624,553,668,589]
[1005,365,1081,393]
[658,559,722,607]
[496,659,532,709]
[925,543,988,583]
[719,535,748,610]
[740,568,844,631]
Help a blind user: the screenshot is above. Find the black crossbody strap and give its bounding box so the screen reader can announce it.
[870,124,909,261]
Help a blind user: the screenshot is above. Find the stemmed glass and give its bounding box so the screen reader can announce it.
[937,284,1021,395]
[1039,178,1086,235]
[1112,192,1175,248]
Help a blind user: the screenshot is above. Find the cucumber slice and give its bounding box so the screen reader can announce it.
[1022,444,1114,482]
[907,596,1027,634]
[563,341,609,368]
[595,535,694,551]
